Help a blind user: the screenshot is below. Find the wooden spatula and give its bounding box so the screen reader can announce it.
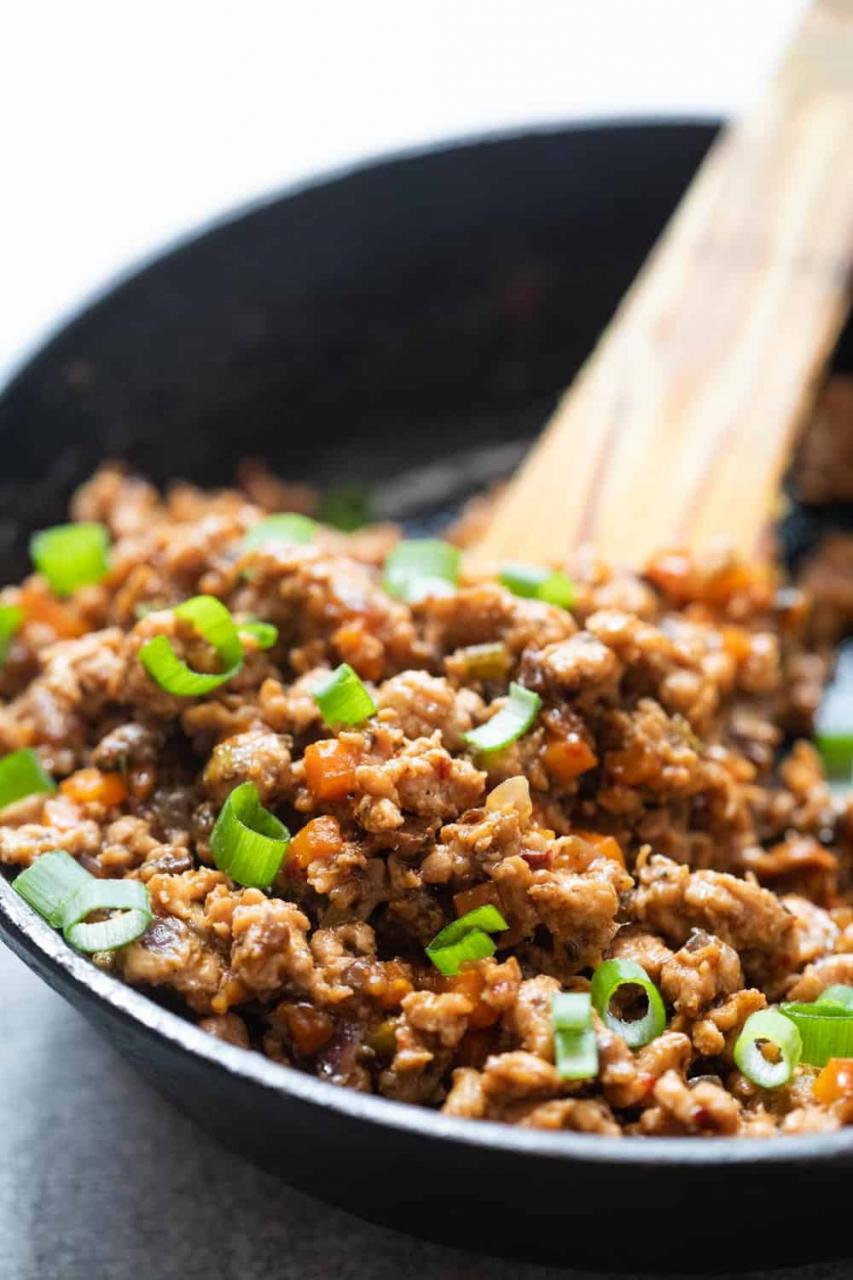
[474,0,853,570]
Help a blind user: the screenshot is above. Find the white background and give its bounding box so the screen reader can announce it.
[1,0,807,383]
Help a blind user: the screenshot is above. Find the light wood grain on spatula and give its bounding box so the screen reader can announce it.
[474,0,853,569]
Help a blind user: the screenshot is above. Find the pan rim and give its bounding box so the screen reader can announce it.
[3,872,852,1169]
[3,114,848,1173]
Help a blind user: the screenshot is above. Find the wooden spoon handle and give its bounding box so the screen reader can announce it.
[475,0,853,569]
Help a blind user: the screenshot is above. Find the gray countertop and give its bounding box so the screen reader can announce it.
[0,941,848,1280]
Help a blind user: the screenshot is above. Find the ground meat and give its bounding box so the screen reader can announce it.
[607,925,674,983]
[639,1069,740,1135]
[198,1012,251,1048]
[375,671,483,750]
[203,729,293,805]
[2,463,850,1140]
[630,855,798,988]
[659,930,744,1019]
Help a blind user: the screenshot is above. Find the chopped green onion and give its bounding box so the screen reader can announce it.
[30,522,109,596]
[316,485,374,531]
[211,782,290,888]
[500,562,575,609]
[816,732,853,784]
[734,1009,802,1087]
[62,876,152,953]
[817,985,853,1011]
[13,851,151,953]
[814,645,853,785]
[0,603,23,666]
[425,903,508,976]
[12,850,90,927]
[0,748,56,809]
[463,682,542,754]
[590,958,666,1049]
[383,539,460,604]
[312,662,376,727]
[553,992,598,1079]
[455,642,511,682]
[780,1000,853,1067]
[238,619,279,650]
[139,595,243,696]
[242,514,317,553]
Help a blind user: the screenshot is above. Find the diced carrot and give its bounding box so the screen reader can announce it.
[211,978,248,1015]
[365,960,413,1009]
[19,580,87,638]
[290,815,343,870]
[813,1058,853,1105]
[453,882,502,918]
[303,739,360,802]
[543,736,598,784]
[331,619,384,682]
[60,767,127,807]
[440,966,499,1030]
[574,829,626,868]
[721,625,754,663]
[279,1002,335,1056]
[606,744,656,785]
[644,551,697,603]
[702,562,773,608]
[645,553,773,610]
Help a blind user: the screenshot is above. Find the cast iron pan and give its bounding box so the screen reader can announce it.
[1,121,851,1273]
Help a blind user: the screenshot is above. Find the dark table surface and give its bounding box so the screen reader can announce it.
[1,941,849,1280]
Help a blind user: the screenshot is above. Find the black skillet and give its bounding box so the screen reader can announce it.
[1,121,852,1273]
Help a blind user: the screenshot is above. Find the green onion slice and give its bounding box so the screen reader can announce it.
[12,850,90,927]
[211,781,290,888]
[238,619,279,650]
[817,985,853,1011]
[553,992,598,1079]
[242,514,317,553]
[383,539,461,604]
[0,748,56,809]
[734,1009,802,1087]
[590,958,666,1049]
[425,903,508,976]
[316,485,374,531]
[500,562,575,609]
[312,663,376,727]
[30,522,109,596]
[779,1000,853,1067]
[463,682,542,754]
[139,595,244,696]
[0,603,23,666]
[816,732,853,784]
[62,877,152,953]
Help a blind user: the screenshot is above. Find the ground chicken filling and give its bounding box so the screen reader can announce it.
[2,461,852,1140]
